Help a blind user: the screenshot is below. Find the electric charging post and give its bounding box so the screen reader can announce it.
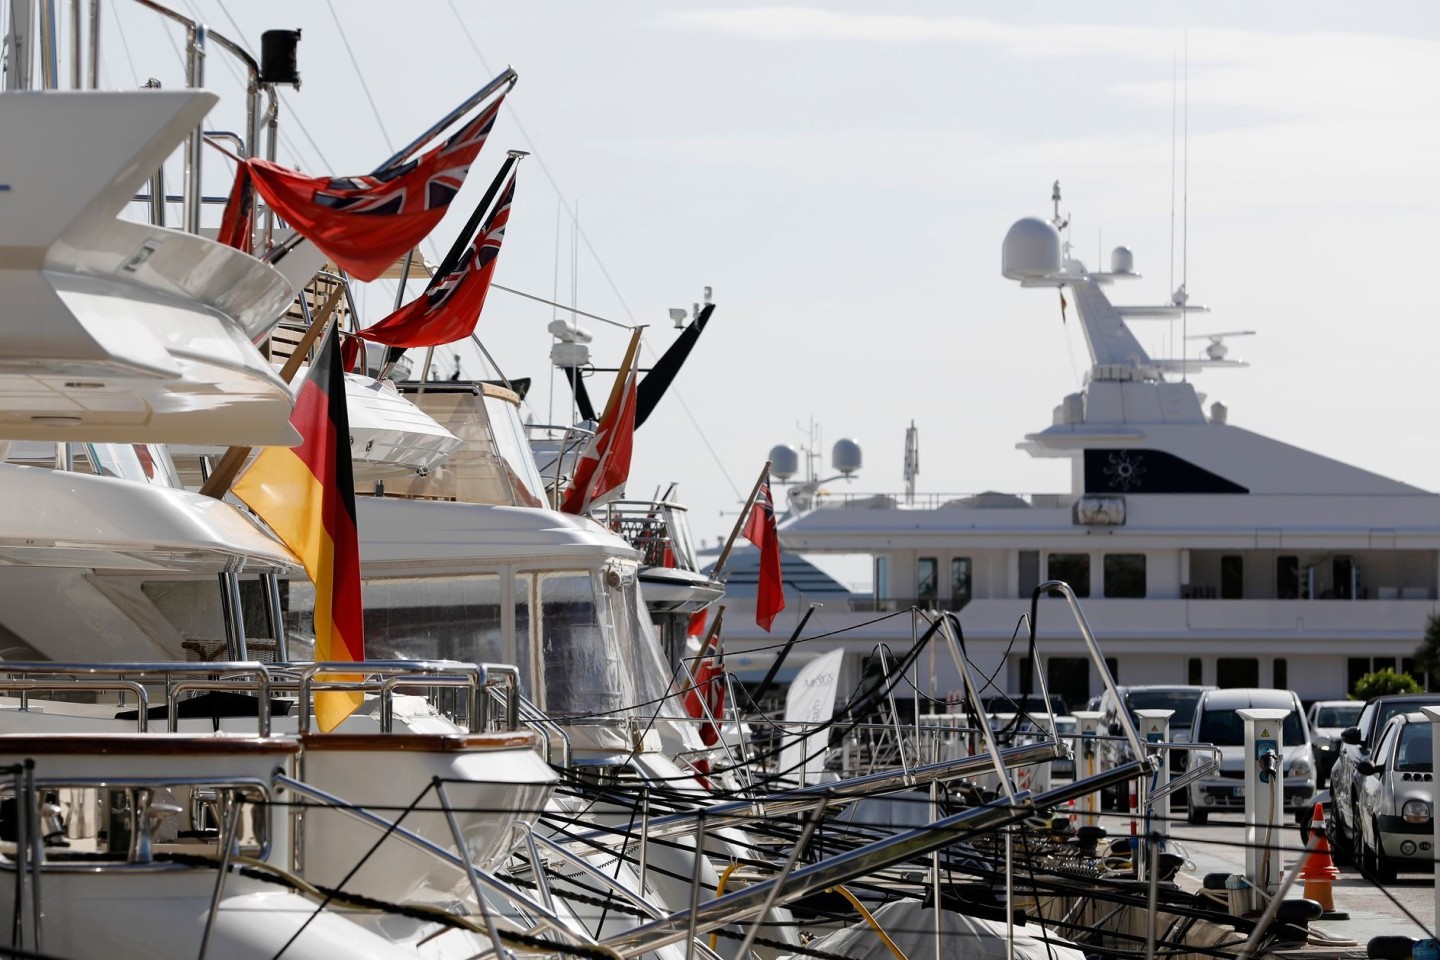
[1072,710,1104,828]
[1239,707,1288,910]
[1135,708,1174,839]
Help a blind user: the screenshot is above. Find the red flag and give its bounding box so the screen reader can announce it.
[681,610,725,747]
[559,346,639,515]
[357,172,515,348]
[232,325,365,731]
[218,95,506,281]
[743,474,785,631]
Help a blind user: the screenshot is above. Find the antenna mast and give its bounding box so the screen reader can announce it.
[903,421,919,507]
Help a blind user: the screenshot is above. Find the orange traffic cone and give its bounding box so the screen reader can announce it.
[1301,802,1349,920]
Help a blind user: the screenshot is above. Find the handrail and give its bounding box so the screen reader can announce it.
[297,660,492,735]
[601,759,1148,957]
[271,772,590,948]
[0,679,149,731]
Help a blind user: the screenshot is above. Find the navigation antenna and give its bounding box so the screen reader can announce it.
[903,421,919,507]
[1050,181,1071,258]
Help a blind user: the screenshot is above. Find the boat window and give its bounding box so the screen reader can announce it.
[1276,555,1300,599]
[538,571,630,717]
[82,443,183,488]
[950,558,973,608]
[1273,658,1288,690]
[357,575,506,666]
[1188,658,1203,685]
[1220,555,1244,599]
[1018,551,1040,597]
[1216,658,1259,688]
[620,572,687,721]
[514,574,533,698]
[1047,554,1090,597]
[143,578,275,653]
[917,557,938,602]
[483,393,548,506]
[1333,556,1356,600]
[1103,554,1146,598]
[874,557,888,603]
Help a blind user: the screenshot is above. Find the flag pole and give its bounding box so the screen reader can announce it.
[199,283,346,499]
[711,460,772,581]
[598,327,644,427]
[376,150,527,383]
[688,606,726,671]
[372,67,518,175]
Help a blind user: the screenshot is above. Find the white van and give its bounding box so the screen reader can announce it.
[1185,687,1315,825]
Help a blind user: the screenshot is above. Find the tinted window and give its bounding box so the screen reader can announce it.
[1315,704,1362,728]
[1397,723,1434,772]
[1126,689,1205,727]
[1196,705,1303,746]
[1374,701,1429,744]
[1103,554,1146,598]
[1048,554,1090,597]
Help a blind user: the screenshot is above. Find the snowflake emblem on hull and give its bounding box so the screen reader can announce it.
[1103,451,1146,491]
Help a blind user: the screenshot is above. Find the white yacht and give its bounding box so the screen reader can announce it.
[719,185,1440,709]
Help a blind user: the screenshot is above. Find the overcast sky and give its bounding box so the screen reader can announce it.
[115,2,1440,549]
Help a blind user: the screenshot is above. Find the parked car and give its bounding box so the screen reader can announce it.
[980,694,1069,719]
[1185,688,1314,825]
[1353,711,1436,882]
[1095,685,1214,808]
[1307,699,1363,788]
[1330,692,1440,863]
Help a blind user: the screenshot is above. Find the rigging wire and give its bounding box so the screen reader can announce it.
[322,0,393,153]
[443,0,743,502]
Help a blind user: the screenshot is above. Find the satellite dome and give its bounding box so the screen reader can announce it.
[1110,246,1135,275]
[831,438,862,476]
[1002,217,1061,280]
[769,444,799,480]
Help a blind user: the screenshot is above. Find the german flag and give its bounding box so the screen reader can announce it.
[234,323,364,731]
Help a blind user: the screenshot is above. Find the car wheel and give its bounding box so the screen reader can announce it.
[1327,807,1352,866]
[1370,820,1399,883]
[1187,805,1208,825]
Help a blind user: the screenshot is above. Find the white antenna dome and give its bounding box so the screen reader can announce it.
[1002,217,1062,280]
[547,319,593,344]
[1110,245,1134,275]
[831,438,862,476]
[769,444,800,480]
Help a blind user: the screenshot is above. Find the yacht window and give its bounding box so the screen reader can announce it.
[1216,657,1259,688]
[538,571,628,717]
[1047,554,1090,597]
[1018,551,1040,597]
[917,557,938,603]
[1188,658,1203,685]
[483,394,548,506]
[358,575,505,665]
[950,558,973,609]
[1330,556,1355,600]
[1276,556,1300,600]
[1103,554,1145,598]
[1220,555,1244,599]
[874,557,888,603]
[514,574,533,699]
[1273,658,1288,690]
[82,443,182,488]
[1105,656,1120,683]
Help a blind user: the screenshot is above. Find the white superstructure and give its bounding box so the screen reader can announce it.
[721,186,1440,707]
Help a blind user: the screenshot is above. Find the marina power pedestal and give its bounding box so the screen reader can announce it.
[1239,707,1288,911]
[1135,708,1174,839]
[1072,710,1104,828]
[1422,706,1440,928]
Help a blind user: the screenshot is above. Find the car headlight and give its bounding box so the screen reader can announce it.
[1403,799,1431,824]
[1287,757,1311,778]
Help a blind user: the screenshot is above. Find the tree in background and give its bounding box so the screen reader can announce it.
[1413,613,1440,687]
[1352,668,1422,701]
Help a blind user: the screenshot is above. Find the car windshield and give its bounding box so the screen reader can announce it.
[1127,690,1204,727]
[1396,723,1434,772]
[1196,707,1304,746]
[1314,704,1362,728]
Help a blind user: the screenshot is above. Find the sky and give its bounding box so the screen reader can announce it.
[106,2,1440,551]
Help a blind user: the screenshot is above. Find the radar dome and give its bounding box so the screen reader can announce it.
[1110,246,1135,275]
[831,438,862,476]
[769,444,799,480]
[1002,217,1061,280]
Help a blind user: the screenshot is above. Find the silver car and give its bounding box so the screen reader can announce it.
[1354,711,1437,882]
[1185,687,1315,825]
